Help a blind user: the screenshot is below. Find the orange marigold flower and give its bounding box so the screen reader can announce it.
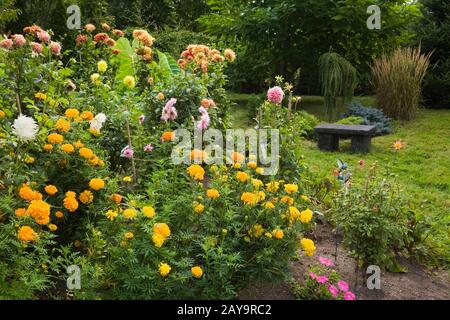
[79,147,94,159]
[190,149,207,162]
[241,192,258,206]
[55,211,64,218]
[65,108,79,118]
[73,140,84,148]
[206,189,220,199]
[236,171,249,182]
[26,200,51,225]
[43,144,53,152]
[161,131,175,142]
[89,178,105,191]
[187,164,205,181]
[18,226,38,242]
[231,151,245,163]
[191,266,203,278]
[281,196,294,206]
[153,222,171,238]
[64,196,78,212]
[79,190,94,204]
[47,133,64,144]
[61,143,75,154]
[80,111,94,121]
[393,140,403,151]
[65,191,76,198]
[44,185,58,195]
[55,118,70,132]
[273,229,284,239]
[19,184,42,202]
[15,208,27,217]
[48,223,57,231]
[111,193,122,204]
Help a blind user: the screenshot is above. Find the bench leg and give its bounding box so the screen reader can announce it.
[318,134,339,151]
[351,136,371,153]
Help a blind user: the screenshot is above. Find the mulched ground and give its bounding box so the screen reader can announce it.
[238,223,450,300]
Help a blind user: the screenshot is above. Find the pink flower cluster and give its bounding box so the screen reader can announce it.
[120,145,134,159]
[267,86,284,104]
[144,144,154,152]
[197,106,210,130]
[161,98,178,121]
[0,28,61,56]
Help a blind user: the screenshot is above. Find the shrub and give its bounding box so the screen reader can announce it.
[371,47,432,120]
[342,101,392,135]
[335,116,364,125]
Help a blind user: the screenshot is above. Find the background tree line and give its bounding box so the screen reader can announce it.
[0,0,448,108]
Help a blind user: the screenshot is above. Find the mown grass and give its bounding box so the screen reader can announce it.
[228,93,450,266]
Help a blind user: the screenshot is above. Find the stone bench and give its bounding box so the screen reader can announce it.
[314,124,376,153]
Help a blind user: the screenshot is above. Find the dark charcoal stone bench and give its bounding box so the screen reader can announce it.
[314,124,376,153]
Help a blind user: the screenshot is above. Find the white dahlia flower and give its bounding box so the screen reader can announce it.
[12,114,38,141]
[89,113,107,131]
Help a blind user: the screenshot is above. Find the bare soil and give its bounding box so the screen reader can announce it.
[238,223,450,300]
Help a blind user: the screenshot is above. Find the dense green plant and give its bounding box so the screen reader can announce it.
[0,0,20,30]
[153,29,215,59]
[319,52,357,121]
[371,47,432,120]
[416,0,450,109]
[335,116,364,125]
[342,101,392,135]
[331,163,413,271]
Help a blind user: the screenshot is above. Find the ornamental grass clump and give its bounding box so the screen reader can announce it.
[371,47,431,120]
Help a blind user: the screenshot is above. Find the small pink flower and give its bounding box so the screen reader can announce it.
[49,41,61,55]
[197,114,210,130]
[198,106,208,115]
[344,291,356,300]
[144,144,153,152]
[267,86,284,104]
[0,39,13,49]
[316,276,329,284]
[12,34,26,47]
[328,285,339,297]
[319,257,335,267]
[308,272,318,280]
[37,31,50,43]
[161,98,178,121]
[120,145,134,158]
[359,159,365,167]
[31,42,43,54]
[139,114,146,124]
[338,280,349,292]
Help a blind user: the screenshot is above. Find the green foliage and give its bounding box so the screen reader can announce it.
[342,101,392,135]
[336,116,364,125]
[417,0,450,109]
[0,0,20,31]
[319,52,357,121]
[154,29,215,58]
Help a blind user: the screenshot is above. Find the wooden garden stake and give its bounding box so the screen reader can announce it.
[126,119,137,183]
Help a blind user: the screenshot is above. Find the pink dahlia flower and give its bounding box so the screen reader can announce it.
[308,272,318,280]
[144,144,154,152]
[37,31,50,43]
[31,42,43,54]
[328,285,339,297]
[319,257,335,267]
[267,86,284,104]
[49,41,61,55]
[316,276,329,284]
[161,98,178,121]
[337,280,349,292]
[0,39,13,49]
[120,145,134,159]
[12,34,26,47]
[344,291,356,300]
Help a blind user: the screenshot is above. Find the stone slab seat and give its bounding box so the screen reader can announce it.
[314,124,376,153]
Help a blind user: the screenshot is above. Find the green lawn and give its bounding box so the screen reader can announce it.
[229,93,450,265]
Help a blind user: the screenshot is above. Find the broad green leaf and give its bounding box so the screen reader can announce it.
[113,38,137,82]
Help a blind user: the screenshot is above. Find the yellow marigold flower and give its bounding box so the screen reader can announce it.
[123,75,135,88]
[55,211,64,218]
[18,226,38,242]
[281,196,294,206]
[194,203,205,214]
[47,133,64,144]
[300,209,313,223]
[124,232,134,240]
[273,229,284,239]
[123,176,132,183]
[231,151,245,163]
[206,189,220,199]
[248,224,264,238]
[265,202,275,209]
[157,92,165,100]
[55,118,70,132]
[24,156,35,164]
[123,208,137,219]
[48,223,57,231]
[222,228,228,236]
[152,233,165,247]
[106,209,118,221]
[210,165,218,173]
[65,108,79,118]
[35,92,47,101]
[265,232,273,238]
[159,263,171,277]
[79,190,94,204]
[191,266,203,278]
[161,131,175,142]
[252,178,263,189]
[43,144,53,152]
[61,143,75,154]
[284,183,298,194]
[288,206,300,221]
[233,163,241,169]
[187,164,205,181]
[393,140,403,151]
[89,178,105,191]
[247,161,257,169]
[241,192,258,206]
[80,111,94,121]
[255,167,264,175]
[236,171,249,182]
[91,73,100,84]
[142,206,155,218]
[266,181,279,192]
[301,195,310,202]
[0,110,5,119]
[45,185,58,196]
[64,196,78,212]
[26,200,51,225]
[301,238,316,256]
[244,236,251,243]
[65,191,76,198]
[88,128,100,135]
[97,60,108,73]
[15,208,27,217]
[111,193,122,204]
[153,223,171,238]
[89,156,100,166]
[256,191,265,202]
[19,184,42,202]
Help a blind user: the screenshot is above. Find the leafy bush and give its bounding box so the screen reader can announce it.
[335,116,364,125]
[342,101,392,135]
[371,47,431,120]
